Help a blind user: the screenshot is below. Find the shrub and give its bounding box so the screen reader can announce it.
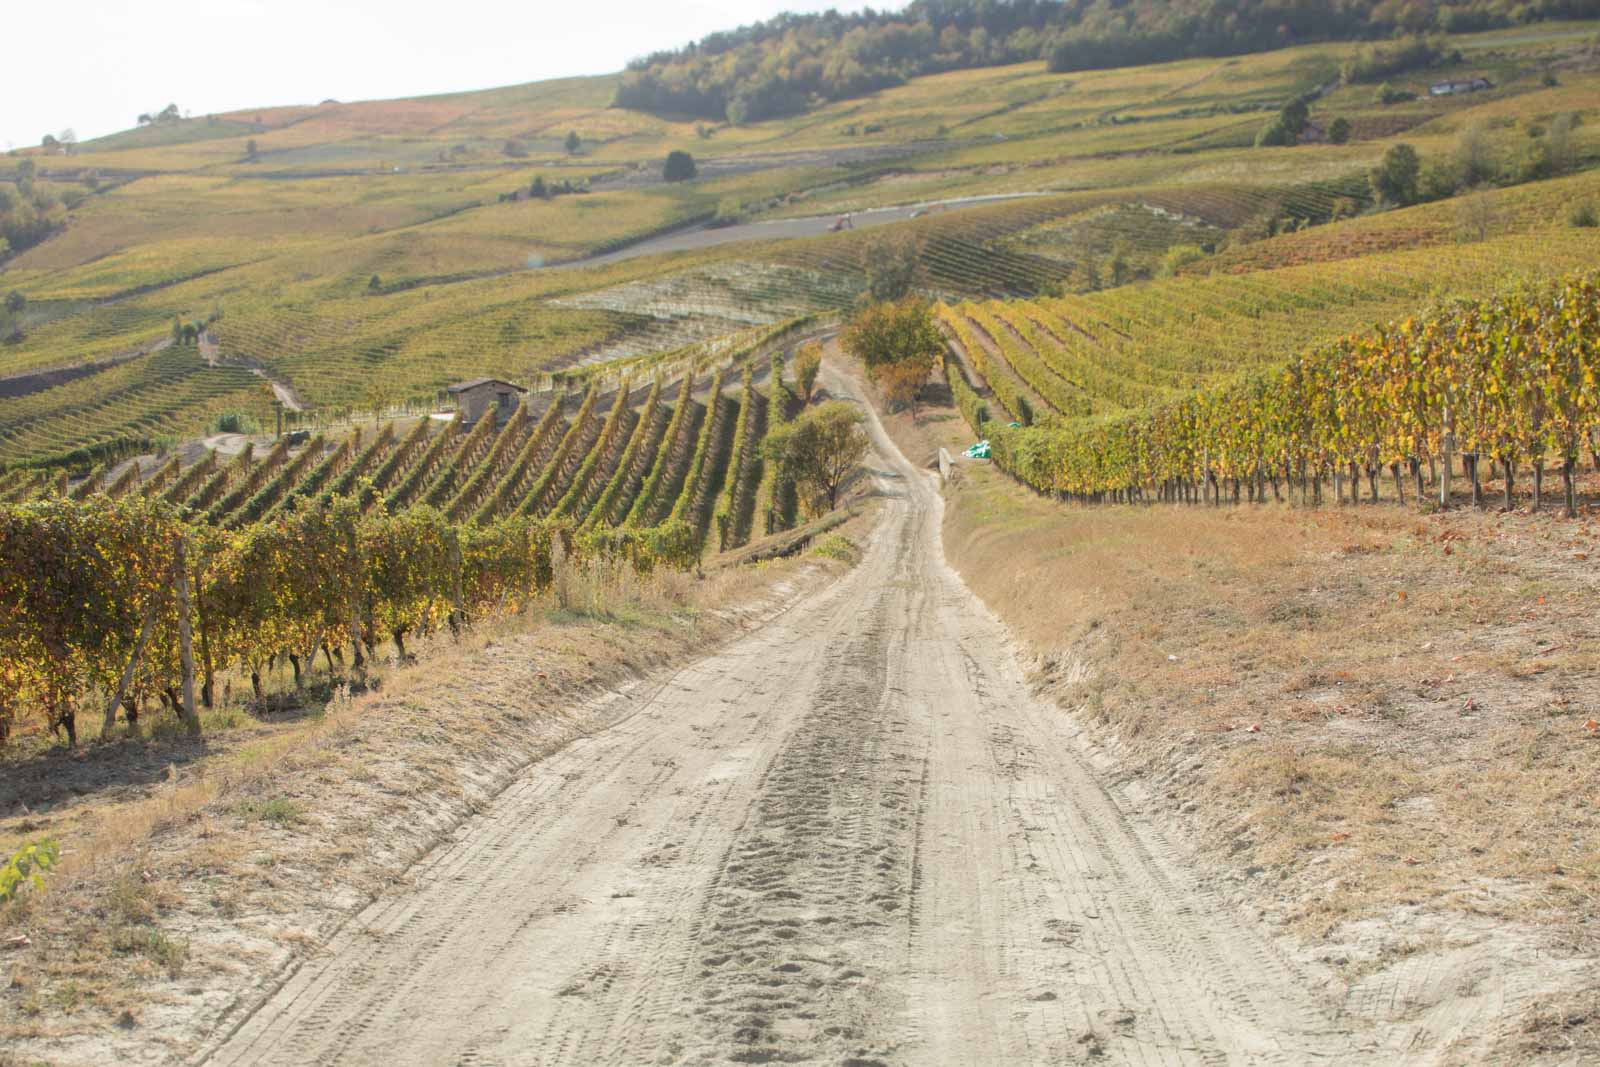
[1374,82,1417,106]
[212,411,261,435]
[1160,244,1207,277]
[1328,117,1352,144]
[1,840,59,904]
[1570,202,1599,229]
[663,150,697,182]
[710,197,745,228]
[794,343,822,402]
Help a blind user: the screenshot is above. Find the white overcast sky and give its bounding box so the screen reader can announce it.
[3,0,875,149]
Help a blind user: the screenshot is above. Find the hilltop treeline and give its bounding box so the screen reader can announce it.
[613,0,1600,123]
[0,160,66,259]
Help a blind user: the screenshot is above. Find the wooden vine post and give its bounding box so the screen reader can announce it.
[104,603,159,736]
[448,526,466,636]
[173,536,201,735]
[346,521,366,669]
[1439,402,1454,511]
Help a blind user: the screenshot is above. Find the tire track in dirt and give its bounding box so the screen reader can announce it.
[204,362,1488,1066]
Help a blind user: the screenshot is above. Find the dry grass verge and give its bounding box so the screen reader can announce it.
[0,528,874,1065]
[870,366,1600,1060]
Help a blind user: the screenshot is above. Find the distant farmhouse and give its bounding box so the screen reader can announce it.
[447,378,526,425]
[1430,77,1492,97]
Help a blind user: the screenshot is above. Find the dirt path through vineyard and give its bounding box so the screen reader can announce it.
[201,367,1482,1066]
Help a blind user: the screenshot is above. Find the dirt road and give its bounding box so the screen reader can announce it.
[202,372,1465,1066]
[566,193,1041,271]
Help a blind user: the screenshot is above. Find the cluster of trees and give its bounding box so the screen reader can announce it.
[497,176,589,203]
[1369,112,1585,209]
[0,493,700,745]
[1,290,26,345]
[136,104,183,126]
[954,271,1600,517]
[614,0,1600,124]
[0,160,66,259]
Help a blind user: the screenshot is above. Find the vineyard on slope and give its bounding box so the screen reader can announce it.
[0,337,812,742]
[949,272,1600,516]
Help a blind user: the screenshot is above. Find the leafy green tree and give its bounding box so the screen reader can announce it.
[1370,143,1421,206]
[861,236,922,303]
[1328,117,1352,144]
[762,401,868,514]
[841,298,943,374]
[1255,97,1309,147]
[1455,120,1495,185]
[245,138,259,161]
[663,150,697,182]
[4,291,24,315]
[531,176,548,199]
[565,131,581,154]
[368,274,382,292]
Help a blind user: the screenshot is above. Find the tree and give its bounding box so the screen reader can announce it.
[4,291,25,315]
[40,134,58,149]
[530,176,548,199]
[1370,143,1421,206]
[368,274,382,292]
[663,150,697,182]
[1456,187,1497,242]
[841,298,942,374]
[861,236,922,303]
[1255,96,1310,147]
[762,401,868,514]
[565,131,581,154]
[1105,241,1133,286]
[876,357,931,418]
[245,139,259,162]
[794,343,822,402]
[1328,117,1352,144]
[1544,112,1578,175]
[1455,120,1494,186]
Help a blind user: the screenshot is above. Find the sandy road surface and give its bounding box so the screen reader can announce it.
[203,371,1470,1066]
[566,193,1041,271]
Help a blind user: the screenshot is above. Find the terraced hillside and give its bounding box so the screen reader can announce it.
[4,20,1597,468]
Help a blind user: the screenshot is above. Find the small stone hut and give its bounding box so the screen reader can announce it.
[447,378,526,425]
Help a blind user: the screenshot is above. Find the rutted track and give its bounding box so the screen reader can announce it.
[204,367,1473,1066]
